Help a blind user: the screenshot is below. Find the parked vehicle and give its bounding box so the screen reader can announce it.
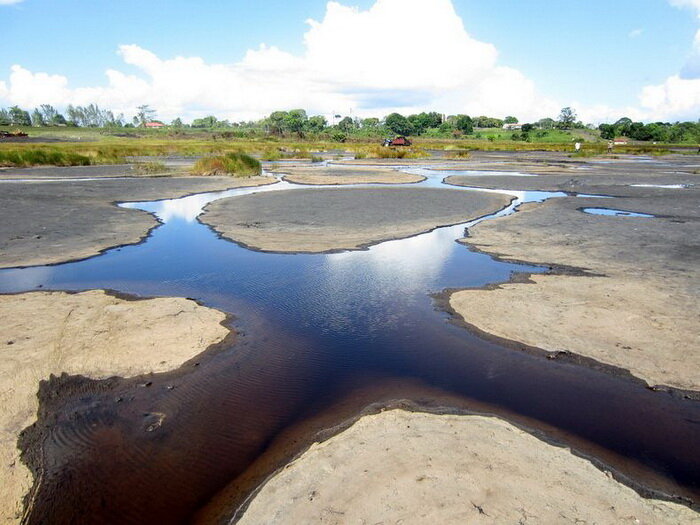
[383,136,412,147]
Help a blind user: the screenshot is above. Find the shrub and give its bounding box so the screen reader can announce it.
[261,149,282,161]
[191,152,261,177]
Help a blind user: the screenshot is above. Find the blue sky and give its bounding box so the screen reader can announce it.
[1,0,699,122]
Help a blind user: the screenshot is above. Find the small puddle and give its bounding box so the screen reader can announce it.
[582,207,655,218]
[631,184,690,189]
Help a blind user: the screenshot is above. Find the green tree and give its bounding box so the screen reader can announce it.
[537,118,555,129]
[0,109,10,126]
[192,116,217,128]
[598,123,616,140]
[9,106,31,126]
[266,111,287,135]
[407,112,442,135]
[284,109,308,136]
[337,116,355,132]
[171,118,183,128]
[136,104,156,127]
[39,104,59,125]
[306,115,327,133]
[361,117,380,128]
[628,122,653,141]
[557,107,577,130]
[31,109,45,126]
[453,114,473,134]
[504,116,519,124]
[645,123,669,142]
[384,113,413,136]
[614,117,632,136]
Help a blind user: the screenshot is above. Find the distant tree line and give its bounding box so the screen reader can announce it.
[0,104,129,128]
[1,103,698,143]
[598,117,699,143]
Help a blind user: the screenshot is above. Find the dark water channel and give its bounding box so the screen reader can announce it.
[1,173,698,522]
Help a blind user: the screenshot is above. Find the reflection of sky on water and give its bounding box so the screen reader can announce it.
[631,184,689,189]
[582,208,654,218]
[0,171,603,316]
[404,167,536,178]
[0,266,54,290]
[119,179,292,222]
[325,223,459,294]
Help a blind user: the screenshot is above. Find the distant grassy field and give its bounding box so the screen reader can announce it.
[0,125,679,167]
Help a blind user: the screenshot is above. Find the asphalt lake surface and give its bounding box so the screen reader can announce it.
[1,171,698,522]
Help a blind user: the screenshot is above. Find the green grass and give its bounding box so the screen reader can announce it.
[0,126,683,168]
[472,127,581,143]
[351,145,430,159]
[0,148,91,167]
[190,152,262,177]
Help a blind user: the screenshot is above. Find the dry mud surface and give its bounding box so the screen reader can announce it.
[0,290,230,523]
[0,175,272,268]
[0,164,143,179]
[200,187,511,253]
[274,165,424,185]
[448,159,699,392]
[239,409,698,524]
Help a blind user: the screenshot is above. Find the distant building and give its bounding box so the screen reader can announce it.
[502,123,522,131]
[145,121,165,128]
[613,137,628,145]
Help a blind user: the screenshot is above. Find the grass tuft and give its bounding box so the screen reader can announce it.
[0,149,91,167]
[445,150,471,159]
[351,146,430,159]
[191,152,261,177]
[133,161,170,175]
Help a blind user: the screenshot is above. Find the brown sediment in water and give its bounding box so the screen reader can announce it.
[0,290,230,523]
[234,409,698,524]
[17,293,700,523]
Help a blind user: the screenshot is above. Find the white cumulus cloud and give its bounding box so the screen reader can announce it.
[668,0,700,15]
[0,0,559,122]
[0,0,698,123]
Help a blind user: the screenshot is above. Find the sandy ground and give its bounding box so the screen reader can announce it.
[447,166,699,391]
[200,187,510,253]
[239,409,698,524]
[273,165,424,185]
[0,290,230,523]
[0,174,272,268]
